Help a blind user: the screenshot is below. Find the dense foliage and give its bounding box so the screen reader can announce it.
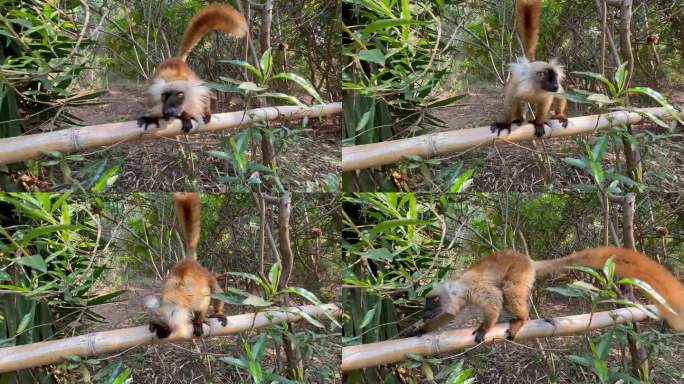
[0,193,341,383]
[342,192,684,383]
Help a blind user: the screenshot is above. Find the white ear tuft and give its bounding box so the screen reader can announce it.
[548,58,566,81]
[144,295,161,309]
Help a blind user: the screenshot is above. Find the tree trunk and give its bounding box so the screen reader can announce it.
[609,192,650,380]
[265,192,302,379]
[259,0,276,166]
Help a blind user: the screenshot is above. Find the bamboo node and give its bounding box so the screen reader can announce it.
[70,128,84,152]
[427,133,438,157]
[87,333,97,355]
[430,333,442,354]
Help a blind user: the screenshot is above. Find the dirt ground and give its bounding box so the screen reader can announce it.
[68,88,340,192]
[90,281,339,383]
[394,89,684,192]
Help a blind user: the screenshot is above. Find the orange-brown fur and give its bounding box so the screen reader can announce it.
[146,193,227,339]
[172,192,200,259]
[535,246,684,331]
[516,0,541,61]
[419,247,684,343]
[420,250,535,343]
[139,4,247,133]
[179,4,247,61]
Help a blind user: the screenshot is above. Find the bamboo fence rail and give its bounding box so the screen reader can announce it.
[342,107,674,171]
[342,305,658,371]
[0,102,342,165]
[0,303,340,373]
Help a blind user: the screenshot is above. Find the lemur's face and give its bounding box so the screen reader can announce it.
[162,90,186,118]
[536,68,559,92]
[144,295,191,339]
[422,282,465,320]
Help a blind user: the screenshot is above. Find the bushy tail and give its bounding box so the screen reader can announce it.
[516,0,542,61]
[172,192,201,259]
[534,246,684,331]
[178,4,248,61]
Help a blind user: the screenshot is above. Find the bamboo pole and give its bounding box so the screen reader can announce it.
[342,305,658,371]
[0,304,340,373]
[0,103,342,165]
[342,107,673,172]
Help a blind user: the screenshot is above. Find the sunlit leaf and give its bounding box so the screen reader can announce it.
[17,255,47,273]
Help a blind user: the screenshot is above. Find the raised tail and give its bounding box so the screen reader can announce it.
[515,0,541,61]
[534,246,684,331]
[172,192,201,259]
[178,4,248,61]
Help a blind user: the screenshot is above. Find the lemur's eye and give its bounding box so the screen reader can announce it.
[176,92,185,100]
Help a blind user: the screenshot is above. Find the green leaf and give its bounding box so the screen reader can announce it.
[111,368,132,384]
[238,82,267,92]
[450,169,473,193]
[364,247,394,262]
[572,71,616,95]
[587,93,615,105]
[564,265,606,283]
[569,280,601,292]
[242,295,272,307]
[87,290,125,306]
[227,271,271,293]
[0,196,55,223]
[280,287,322,305]
[270,73,324,104]
[15,310,33,334]
[627,87,684,124]
[341,279,370,287]
[294,309,325,328]
[219,60,262,81]
[616,277,675,314]
[0,271,10,282]
[268,262,281,290]
[359,303,378,329]
[212,293,246,305]
[562,157,588,170]
[205,81,241,93]
[565,354,594,368]
[17,255,47,273]
[596,329,613,360]
[427,94,466,108]
[260,48,273,77]
[221,356,249,369]
[91,165,119,193]
[369,219,430,236]
[362,19,425,35]
[591,136,608,161]
[206,150,232,161]
[614,61,628,92]
[357,49,386,66]
[554,92,592,104]
[251,334,267,360]
[589,159,604,185]
[20,224,85,244]
[602,256,615,281]
[248,358,263,382]
[546,286,585,298]
[258,92,304,106]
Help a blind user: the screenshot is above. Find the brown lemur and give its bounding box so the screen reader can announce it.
[416,247,684,343]
[490,0,568,138]
[145,192,228,339]
[138,4,248,133]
